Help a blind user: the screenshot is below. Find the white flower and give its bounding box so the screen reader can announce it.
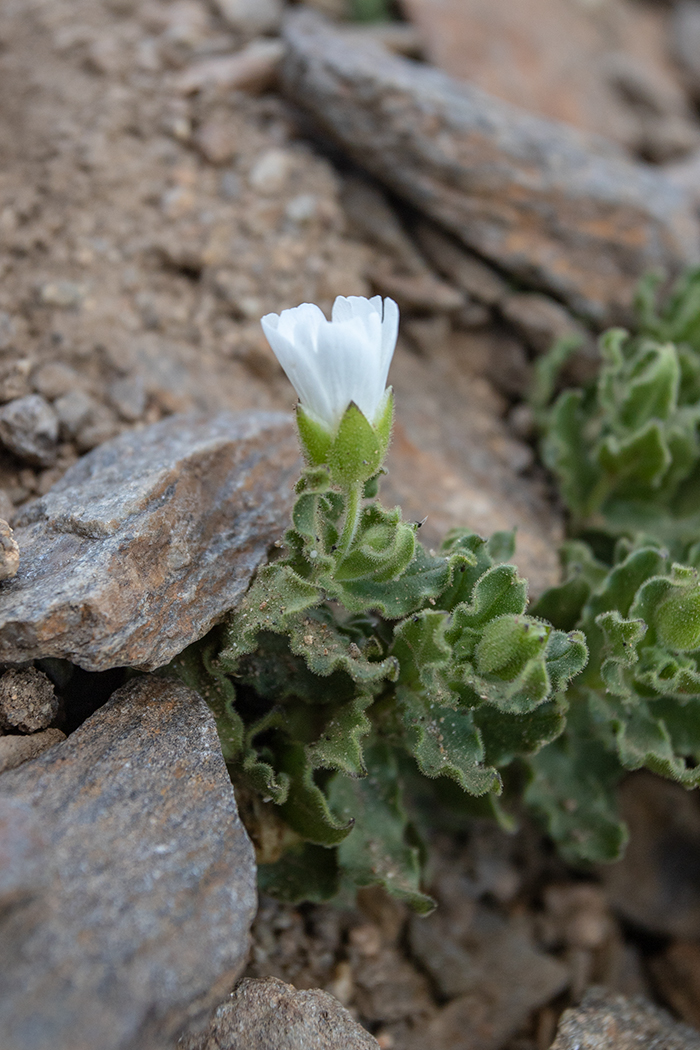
[261,295,399,433]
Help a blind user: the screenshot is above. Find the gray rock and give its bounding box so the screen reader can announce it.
[409,906,569,1049]
[0,394,59,467]
[0,667,58,732]
[0,518,19,580]
[0,676,257,1050]
[672,1,700,99]
[281,11,699,322]
[551,987,700,1050]
[108,374,147,421]
[0,411,299,671]
[179,977,380,1050]
[53,388,97,439]
[0,727,65,774]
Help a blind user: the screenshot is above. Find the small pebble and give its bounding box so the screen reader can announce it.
[0,394,60,467]
[32,362,81,401]
[0,667,59,733]
[0,519,19,580]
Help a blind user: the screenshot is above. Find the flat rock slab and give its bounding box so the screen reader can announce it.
[281,11,699,322]
[179,977,380,1050]
[551,987,700,1050]
[0,676,257,1050]
[0,411,299,671]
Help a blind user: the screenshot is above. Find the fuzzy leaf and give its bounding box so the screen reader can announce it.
[258,842,339,904]
[275,741,355,845]
[329,744,435,913]
[397,688,499,795]
[525,702,627,864]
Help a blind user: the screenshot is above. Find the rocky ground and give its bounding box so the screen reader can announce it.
[1,0,700,1048]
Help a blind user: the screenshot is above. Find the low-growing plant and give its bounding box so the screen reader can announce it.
[171,283,700,909]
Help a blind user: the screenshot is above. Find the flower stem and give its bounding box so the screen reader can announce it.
[337,482,363,560]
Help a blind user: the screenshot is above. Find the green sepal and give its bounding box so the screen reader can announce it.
[328,398,390,486]
[329,743,435,913]
[296,404,333,467]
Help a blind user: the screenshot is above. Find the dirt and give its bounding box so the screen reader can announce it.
[1,2,700,1048]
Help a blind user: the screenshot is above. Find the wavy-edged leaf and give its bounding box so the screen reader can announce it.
[329,744,435,913]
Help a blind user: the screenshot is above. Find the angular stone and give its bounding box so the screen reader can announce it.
[0,727,65,774]
[0,667,58,732]
[500,292,587,356]
[398,0,697,158]
[649,940,700,1030]
[0,411,299,671]
[0,394,59,467]
[179,977,380,1050]
[550,987,700,1050]
[414,223,508,307]
[600,773,700,938]
[409,906,569,1049]
[0,676,257,1050]
[384,339,563,595]
[281,11,699,322]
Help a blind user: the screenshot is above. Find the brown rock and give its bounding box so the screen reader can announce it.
[399,0,699,160]
[0,727,65,774]
[369,260,465,313]
[550,987,700,1050]
[408,906,569,1050]
[649,940,700,1030]
[414,223,508,307]
[0,667,58,732]
[281,11,699,322]
[175,40,285,95]
[180,976,380,1050]
[501,292,589,356]
[0,411,299,671]
[385,339,562,594]
[600,773,700,938]
[0,676,257,1050]
[0,518,19,580]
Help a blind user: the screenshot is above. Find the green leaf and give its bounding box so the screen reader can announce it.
[329,743,435,913]
[475,700,566,767]
[276,741,355,846]
[397,688,499,795]
[258,842,339,904]
[333,503,416,583]
[525,702,627,864]
[338,541,472,619]
[305,694,374,777]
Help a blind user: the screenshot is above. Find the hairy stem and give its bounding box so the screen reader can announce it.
[337,482,363,560]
